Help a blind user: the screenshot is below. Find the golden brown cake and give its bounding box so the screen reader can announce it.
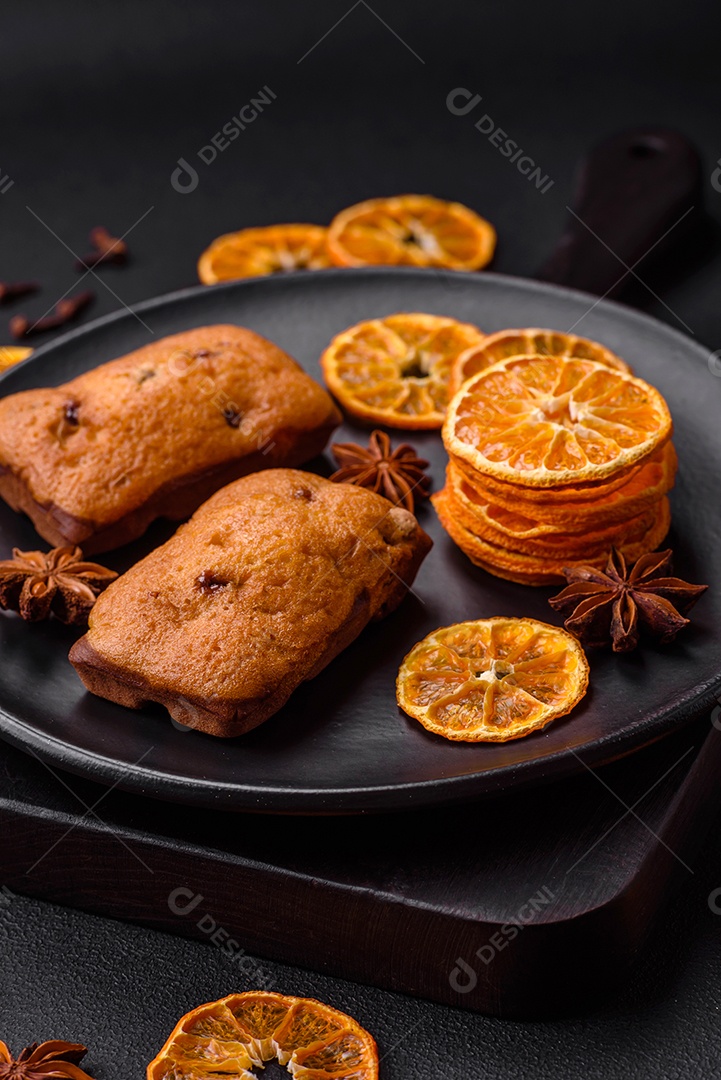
[0,325,341,553]
[69,469,432,736]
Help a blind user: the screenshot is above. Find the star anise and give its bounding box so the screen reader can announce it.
[0,1039,96,1079]
[549,548,707,653]
[0,546,117,626]
[330,430,431,513]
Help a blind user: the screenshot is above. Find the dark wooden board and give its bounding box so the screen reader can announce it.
[0,269,719,812]
[1,716,719,1017]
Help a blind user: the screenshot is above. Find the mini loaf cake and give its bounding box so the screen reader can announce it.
[0,325,341,553]
[69,469,432,736]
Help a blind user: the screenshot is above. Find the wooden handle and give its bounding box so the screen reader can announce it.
[537,128,702,296]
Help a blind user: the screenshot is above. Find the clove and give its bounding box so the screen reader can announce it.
[76,226,128,270]
[0,280,40,304]
[10,290,95,339]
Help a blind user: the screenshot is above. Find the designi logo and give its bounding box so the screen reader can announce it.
[446,87,554,195]
[712,158,721,194]
[171,157,199,195]
[171,86,276,194]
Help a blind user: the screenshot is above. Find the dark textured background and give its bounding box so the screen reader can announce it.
[1,1,721,1076]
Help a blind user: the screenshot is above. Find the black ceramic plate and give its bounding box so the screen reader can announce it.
[0,269,718,813]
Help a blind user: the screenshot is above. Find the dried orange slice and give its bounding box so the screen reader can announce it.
[326,195,496,271]
[198,224,331,283]
[433,487,671,585]
[397,616,589,741]
[321,312,484,429]
[147,991,378,1080]
[0,346,32,372]
[446,449,677,533]
[444,469,664,558]
[444,354,672,487]
[448,327,629,395]
[450,441,677,515]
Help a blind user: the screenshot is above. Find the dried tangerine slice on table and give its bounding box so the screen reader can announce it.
[0,346,32,371]
[326,194,496,271]
[321,312,484,428]
[397,617,589,742]
[198,224,331,283]
[147,991,378,1080]
[448,327,630,395]
[444,354,672,487]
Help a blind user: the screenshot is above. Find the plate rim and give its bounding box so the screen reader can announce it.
[0,680,719,813]
[1,265,714,383]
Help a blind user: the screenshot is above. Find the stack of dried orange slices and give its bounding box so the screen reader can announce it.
[435,336,676,585]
